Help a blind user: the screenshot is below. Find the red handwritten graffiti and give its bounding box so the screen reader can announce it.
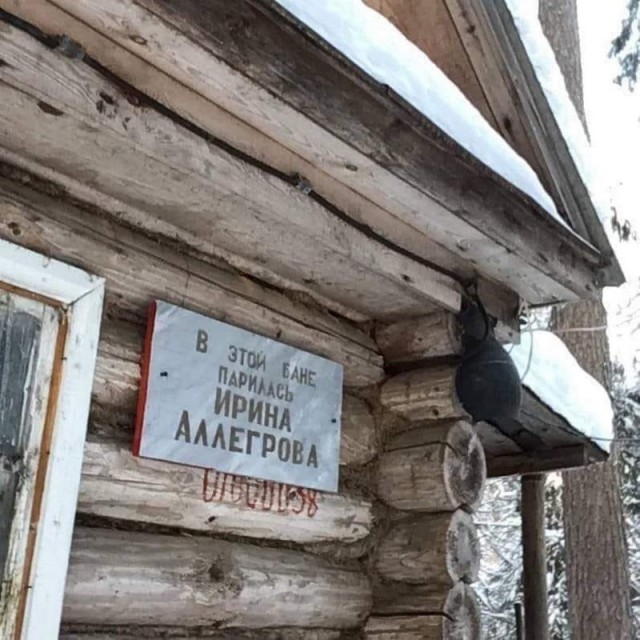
[202,469,320,518]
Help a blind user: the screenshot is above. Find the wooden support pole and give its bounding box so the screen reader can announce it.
[375,420,486,512]
[63,528,372,628]
[375,511,480,586]
[521,474,550,640]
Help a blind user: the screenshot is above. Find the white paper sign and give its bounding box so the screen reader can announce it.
[134,301,343,491]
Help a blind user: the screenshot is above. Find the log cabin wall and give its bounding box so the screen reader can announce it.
[0,11,487,639]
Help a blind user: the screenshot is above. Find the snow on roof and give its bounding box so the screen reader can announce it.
[509,331,613,452]
[504,0,613,228]
[274,0,563,223]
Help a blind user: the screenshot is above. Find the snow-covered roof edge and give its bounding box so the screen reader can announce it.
[274,0,565,224]
[503,1,614,233]
[509,331,613,453]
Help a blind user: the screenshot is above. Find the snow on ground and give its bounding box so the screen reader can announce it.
[509,330,614,452]
[274,0,561,220]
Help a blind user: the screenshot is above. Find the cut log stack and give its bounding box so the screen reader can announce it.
[367,313,486,639]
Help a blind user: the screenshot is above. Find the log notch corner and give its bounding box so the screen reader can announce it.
[368,311,486,639]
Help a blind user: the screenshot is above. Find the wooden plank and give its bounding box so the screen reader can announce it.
[62,528,373,628]
[446,0,622,287]
[0,19,462,316]
[2,0,606,305]
[78,439,373,544]
[364,0,499,129]
[487,444,602,477]
[0,177,384,387]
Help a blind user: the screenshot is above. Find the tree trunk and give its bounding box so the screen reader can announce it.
[551,298,633,640]
[539,0,633,633]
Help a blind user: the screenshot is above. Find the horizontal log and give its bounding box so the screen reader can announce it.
[63,528,372,628]
[91,318,377,466]
[365,608,481,639]
[61,630,344,640]
[373,581,480,638]
[373,580,478,617]
[79,440,373,543]
[0,21,462,316]
[0,177,383,387]
[379,365,465,421]
[375,511,480,586]
[375,312,461,364]
[375,421,486,511]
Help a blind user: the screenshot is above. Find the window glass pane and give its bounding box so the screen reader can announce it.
[0,295,42,584]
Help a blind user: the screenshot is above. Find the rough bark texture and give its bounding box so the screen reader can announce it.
[552,299,633,640]
[541,0,633,633]
[538,0,588,132]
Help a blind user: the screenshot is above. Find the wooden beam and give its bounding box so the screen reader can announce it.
[487,444,602,477]
[0,17,462,318]
[63,528,372,628]
[445,0,622,287]
[1,0,606,305]
[521,474,550,640]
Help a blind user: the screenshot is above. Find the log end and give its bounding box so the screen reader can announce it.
[443,421,486,511]
[443,582,482,640]
[446,510,481,584]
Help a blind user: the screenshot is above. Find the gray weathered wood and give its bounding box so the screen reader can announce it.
[376,421,486,511]
[375,312,461,365]
[521,474,550,640]
[365,599,481,639]
[0,21,462,316]
[24,0,610,305]
[375,511,480,586]
[62,528,372,628]
[78,439,373,543]
[0,177,383,387]
[373,580,477,617]
[379,365,465,422]
[61,631,344,640]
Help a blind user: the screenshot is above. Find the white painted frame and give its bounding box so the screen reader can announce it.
[0,238,104,639]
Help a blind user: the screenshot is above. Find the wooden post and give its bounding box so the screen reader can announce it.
[521,473,550,640]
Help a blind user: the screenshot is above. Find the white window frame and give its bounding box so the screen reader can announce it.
[0,238,104,639]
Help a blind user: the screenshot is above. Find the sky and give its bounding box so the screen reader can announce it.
[579,0,640,382]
